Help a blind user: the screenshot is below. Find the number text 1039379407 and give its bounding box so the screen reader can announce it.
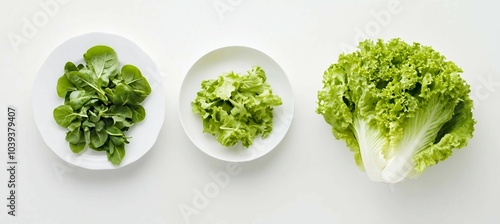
[7,107,17,216]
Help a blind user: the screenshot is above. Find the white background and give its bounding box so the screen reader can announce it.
[1,0,499,223]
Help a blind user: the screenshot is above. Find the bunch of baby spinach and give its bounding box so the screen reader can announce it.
[53,45,151,165]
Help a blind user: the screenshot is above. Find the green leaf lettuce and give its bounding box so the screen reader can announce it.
[192,66,282,147]
[316,38,475,183]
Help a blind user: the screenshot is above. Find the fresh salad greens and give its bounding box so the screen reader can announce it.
[192,66,282,147]
[53,45,151,165]
[316,38,475,183]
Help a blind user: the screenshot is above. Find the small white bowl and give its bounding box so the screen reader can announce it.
[179,46,294,162]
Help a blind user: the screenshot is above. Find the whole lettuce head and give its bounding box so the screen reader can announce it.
[316,38,475,183]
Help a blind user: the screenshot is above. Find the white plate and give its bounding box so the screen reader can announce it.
[179,46,294,162]
[32,32,165,170]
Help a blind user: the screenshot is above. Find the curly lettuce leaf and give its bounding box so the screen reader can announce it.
[192,66,282,147]
[317,38,475,183]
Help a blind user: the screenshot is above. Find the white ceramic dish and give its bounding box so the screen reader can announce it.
[179,46,294,162]
[32,32,165,170]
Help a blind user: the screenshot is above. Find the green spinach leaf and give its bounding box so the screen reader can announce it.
[130,105,146,123]
[53,105,87,127]
[65,128,84,144]
[83,45,119,87]
[120,65,151,97]
[107,143,125,165]
[57,74,76,98]
[69,142,86,153]
[69,90,92,110]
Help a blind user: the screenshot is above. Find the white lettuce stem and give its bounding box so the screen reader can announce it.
[355,99,454,184]
[382,99,453,183]
[353,119,387,182]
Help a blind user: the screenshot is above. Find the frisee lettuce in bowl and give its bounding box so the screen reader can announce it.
[191,66,282,147]
[53,45,151,165]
